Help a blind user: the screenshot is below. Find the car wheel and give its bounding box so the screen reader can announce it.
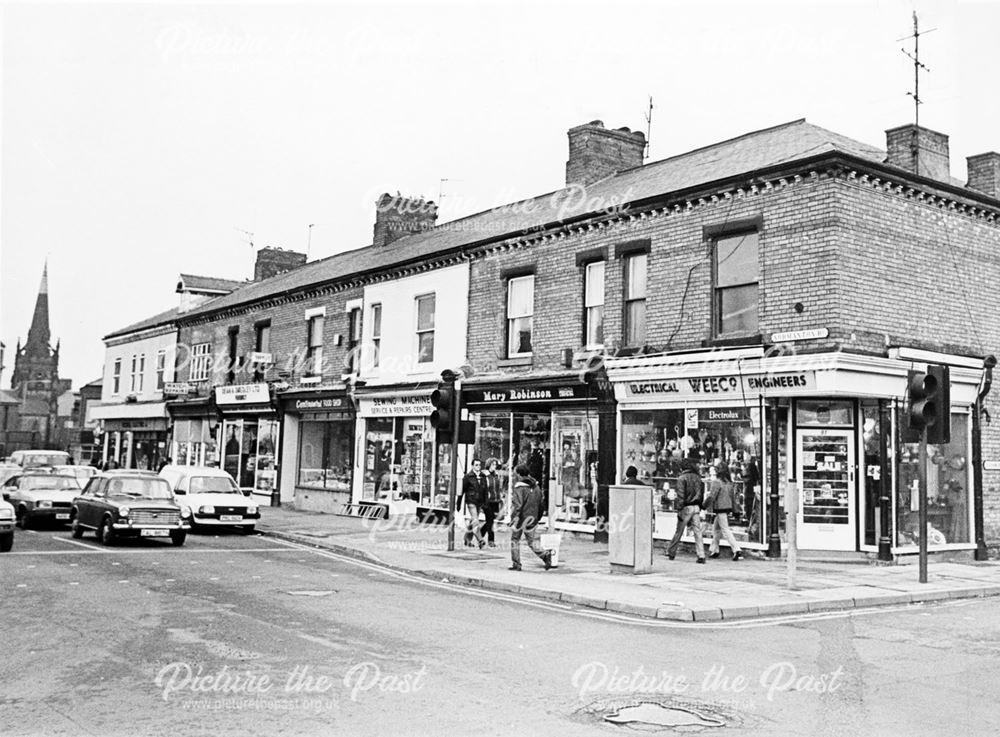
[0,531,12,552]
[98,517,116,546]
[70,514,84,539]
[17,506,31,530]
[170,531,186,547]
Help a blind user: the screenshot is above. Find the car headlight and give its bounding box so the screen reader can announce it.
[247,506,258,515]
[38,500,53,509]
[180,506,192,519]
[119,506,131,517]
[0,510,13,521]
[199,505,215,515]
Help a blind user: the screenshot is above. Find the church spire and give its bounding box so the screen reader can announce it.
[25,261,51,355]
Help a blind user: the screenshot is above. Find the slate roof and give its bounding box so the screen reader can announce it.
[176,119,892,321]
[104,306,180,340]
[177,274,246,293]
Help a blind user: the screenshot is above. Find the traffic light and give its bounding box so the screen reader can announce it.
[906,364,951,444]
[430,381,456,442]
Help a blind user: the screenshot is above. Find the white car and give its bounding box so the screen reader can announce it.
[159,465,260,533]
[0,496,14,551]
[2,472,82,528]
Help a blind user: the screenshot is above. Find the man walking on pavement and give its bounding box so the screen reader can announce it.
[462,458,487,549]
[666,459,706,563]
[508,463,552,571]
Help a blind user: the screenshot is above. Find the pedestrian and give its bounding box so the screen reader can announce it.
[705,465,744,560]
[157,456,172,473]
[622,465,646,485]
[481,457,503,546]
[508,464,552,571]
[666,459,706,563]
[461,458,487,549]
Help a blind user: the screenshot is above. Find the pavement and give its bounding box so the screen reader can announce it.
[256,506,1000,622]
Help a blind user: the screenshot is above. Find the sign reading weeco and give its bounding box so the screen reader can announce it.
[214,383,270,405]
[622,372,816,399]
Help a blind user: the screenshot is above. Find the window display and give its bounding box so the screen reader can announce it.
[896,412,971,547]
[552,413,598,524]
[363,417,436,504]
[297,419,353,491]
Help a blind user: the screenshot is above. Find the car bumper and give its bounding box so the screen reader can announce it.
[191,515,257,527]
[112,522,190,537]
[0,520,14,533]
[26,507,74,523]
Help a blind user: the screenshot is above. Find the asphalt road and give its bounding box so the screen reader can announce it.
[1,525,997,737]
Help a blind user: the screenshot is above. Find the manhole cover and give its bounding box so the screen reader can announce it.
[571,694,753,733]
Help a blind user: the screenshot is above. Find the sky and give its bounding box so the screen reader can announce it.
[2,0,998,391]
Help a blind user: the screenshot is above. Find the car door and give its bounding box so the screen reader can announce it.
[2,476,21,506]
[77,478,103,527]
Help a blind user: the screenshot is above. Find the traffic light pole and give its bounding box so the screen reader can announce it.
[447,381,461,553]
[918,432,928,583]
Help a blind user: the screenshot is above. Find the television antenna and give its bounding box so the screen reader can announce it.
[898,12,936,175]
[643,96,654,160]
[234,227,255,250]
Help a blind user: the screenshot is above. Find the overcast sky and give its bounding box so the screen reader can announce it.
[2,0,997,389]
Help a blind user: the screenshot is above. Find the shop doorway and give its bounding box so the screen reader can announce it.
[796,427,856,550]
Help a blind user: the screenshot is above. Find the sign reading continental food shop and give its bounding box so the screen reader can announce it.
[622,372,816,400]
[214,383,270,405]
[295,397,346,411]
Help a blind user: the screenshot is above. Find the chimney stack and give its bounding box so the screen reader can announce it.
[373,193,438,248]
[254,247,307,281]
[885,124,951,182]
[966,152,1000,200]
[566,120,645,188]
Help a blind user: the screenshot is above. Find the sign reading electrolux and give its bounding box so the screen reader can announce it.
[623,372,816,399]
[358,394,434,417]
[214,383,270,405]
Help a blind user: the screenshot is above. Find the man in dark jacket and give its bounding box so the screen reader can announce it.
[666,459,706,562]
[461,458,487,548]
[508,464,552,571]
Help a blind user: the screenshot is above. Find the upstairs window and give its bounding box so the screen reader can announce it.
[624,253,647,346]
[189,343,211,382]
[506,274,534,357]
[346,307,362,374]
[415,294,435,364]
[253,321,271,382]
[584,261,605,348]
[714,231,759,336]
[112,358,122,395]
[370,303,382,368]
[156,351,166,391]
[227,327,239,384]
[306,315,324,376]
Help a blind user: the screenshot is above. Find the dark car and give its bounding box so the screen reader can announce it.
[2,472,82,528]
[71,473,191,546]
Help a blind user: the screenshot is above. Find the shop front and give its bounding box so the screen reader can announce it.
[90,402,169,470]
[353,387,446,518]
[166,396,220,468]
[215,384,279,501]
[605,347,985,556]
[278,388,354,510]
[462,372,615,534]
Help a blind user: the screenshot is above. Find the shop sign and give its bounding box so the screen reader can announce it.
[104,419,165,431]
[163,382,191,395]
[622,371,816,399]
[464,384,594,404]
[358,394,434,417]
[700,407,751,423]
[215,383,270,405]
[770,328,829,343]
[247,351,273,364]
[295,397,346,412]
[984,460,1000,471]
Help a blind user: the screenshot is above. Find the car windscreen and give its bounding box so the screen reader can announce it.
[189,476,241,494]
[21,475,81,491]
[22,453,70,467]
[105,478,173,500]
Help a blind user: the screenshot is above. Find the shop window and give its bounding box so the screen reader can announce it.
[415,294,435,364]
[584,261,605,348]
[796,400,853,426]
[623,254,647,346]
[861,403,887,548]
[156,350,166,391]
[370,303,382,368]
[189,343,211,382]
[896,411,971,547]
[363,417,434,504]
[112,358,121,395]
[297,419,353,491]
[714,231,759,336]
[473,412,514,515]
[506,275,534,357]
[552,413,599,525]
[306,315,324,376]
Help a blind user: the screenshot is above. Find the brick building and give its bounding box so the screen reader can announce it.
[133,116,1000,559]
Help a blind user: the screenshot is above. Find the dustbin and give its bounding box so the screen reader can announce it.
[608,484,654,574]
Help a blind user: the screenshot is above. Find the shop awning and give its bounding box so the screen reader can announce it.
[89,401,168,421]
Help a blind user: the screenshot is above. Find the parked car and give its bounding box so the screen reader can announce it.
[71,473,190,546]
[0,462,20,487]
[159,465,260,533]
[0,496,14,552]
[2,472,82,528]
[52,465,99,483]
[7,450,71,469]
